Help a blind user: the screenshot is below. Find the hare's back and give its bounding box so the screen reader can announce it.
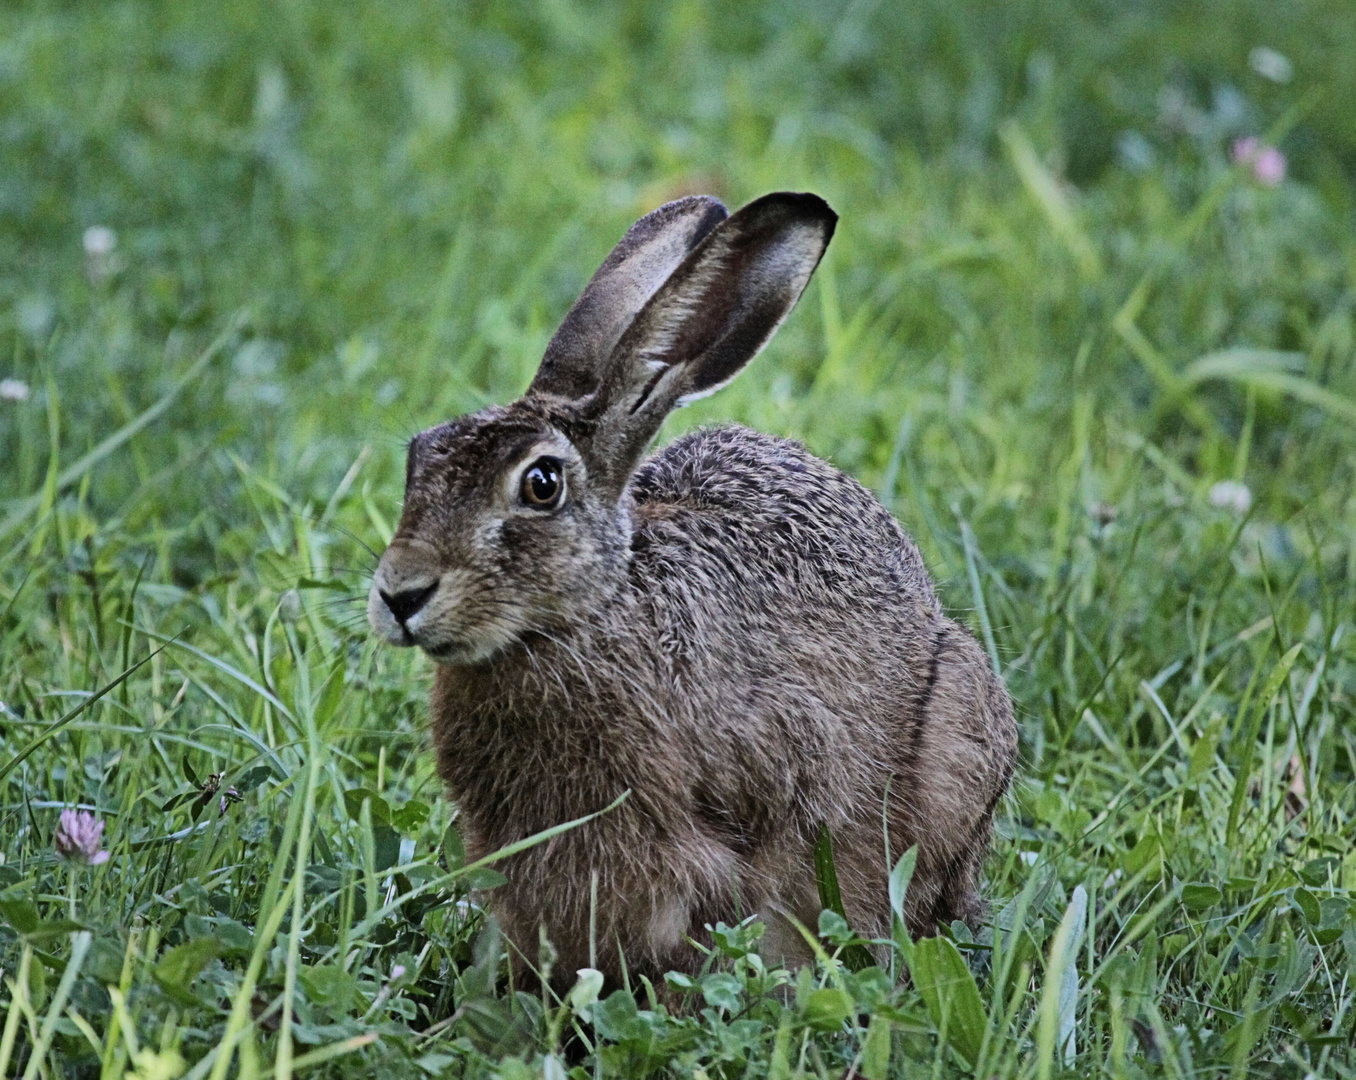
[630,425,939,615]
[626,424,947,830]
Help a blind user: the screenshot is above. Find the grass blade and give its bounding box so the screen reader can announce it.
[0,315,242,541]
[1035,886,1087,1080]
[957,513,1001,675]
[0,636,179,785]
[813,824,875,971]
[136,627,297,722]
[999,120,1102,279]
[0,947,32,1078]
[264,1034,377,1078]
[21,931,91,1080]
[1226,643,1303,845]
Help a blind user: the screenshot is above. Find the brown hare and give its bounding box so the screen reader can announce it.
[368,192,1017,989]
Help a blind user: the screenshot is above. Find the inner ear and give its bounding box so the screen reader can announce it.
[568,192,834,494]
[598,191,836,424]
[528,196,729,402]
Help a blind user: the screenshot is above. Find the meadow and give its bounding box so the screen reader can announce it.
[2,0,1356,1076]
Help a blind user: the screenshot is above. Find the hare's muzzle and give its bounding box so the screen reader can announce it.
[368,542,442,647]
[368,544,530,665]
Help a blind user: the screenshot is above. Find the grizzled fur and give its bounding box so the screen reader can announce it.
[369,192,1017,990]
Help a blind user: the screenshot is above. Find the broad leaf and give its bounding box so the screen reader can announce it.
[802,987,854,1032]
[911,935,986,1065]
[154,938,222,1005]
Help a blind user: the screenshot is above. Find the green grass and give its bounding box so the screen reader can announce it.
[2,0,1356,1076]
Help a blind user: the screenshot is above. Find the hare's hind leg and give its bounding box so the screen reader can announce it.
[893,619,1017,936]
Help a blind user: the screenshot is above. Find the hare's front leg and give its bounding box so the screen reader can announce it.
[496,828,750,987]
[622,833,751,976]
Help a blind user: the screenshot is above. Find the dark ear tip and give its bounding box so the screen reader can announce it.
[775,190,837,217]
[740,190,838,235]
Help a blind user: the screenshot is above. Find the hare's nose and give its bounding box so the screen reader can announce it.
[380,582,438,625]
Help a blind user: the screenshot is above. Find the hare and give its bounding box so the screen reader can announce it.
[369,192,1017,989]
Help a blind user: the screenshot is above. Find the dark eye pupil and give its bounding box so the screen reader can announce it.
[523,458,561,505]
[529,468,556,500]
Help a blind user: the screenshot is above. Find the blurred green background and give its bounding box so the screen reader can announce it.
[3,1,1356,1075]
[4,0,1354,550]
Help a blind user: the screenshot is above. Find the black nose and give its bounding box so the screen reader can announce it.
[380,582,438,625]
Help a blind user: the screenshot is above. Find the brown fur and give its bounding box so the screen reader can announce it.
[369,193,1017,990]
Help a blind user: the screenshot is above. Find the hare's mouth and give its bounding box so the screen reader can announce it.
[421,639,462,661]
[410,605,530,665]
[417,633,513,667]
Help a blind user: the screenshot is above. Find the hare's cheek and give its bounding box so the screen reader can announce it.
[472,517,507,560]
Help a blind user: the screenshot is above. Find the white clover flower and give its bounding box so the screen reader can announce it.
[0,378,29,402]
[1209,480,1253,515]
[1249,47,1293,84]
[83,225,117,257]
[83,226,123,285]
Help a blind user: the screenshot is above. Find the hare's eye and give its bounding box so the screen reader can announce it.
[520,457,565,509]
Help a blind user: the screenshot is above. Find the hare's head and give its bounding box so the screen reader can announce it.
[369,192,836,664]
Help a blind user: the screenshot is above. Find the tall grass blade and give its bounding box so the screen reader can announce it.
[0,316,241,541]
[1036,886,1087,1079]
[0,637,179,784]
[21,931,91,1080]
[1226,643,1303,844]
[1000,120,1102,279]
[813,824,874,971]
[0,946,32,1077]
[958,514,1001,675]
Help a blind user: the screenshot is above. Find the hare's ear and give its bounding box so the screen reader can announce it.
[588,191,836,484]
[529,196,729,401]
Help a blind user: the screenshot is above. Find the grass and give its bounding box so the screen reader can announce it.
[2,0,1356,1075]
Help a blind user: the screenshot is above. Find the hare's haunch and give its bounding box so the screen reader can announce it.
[369,193,1017,987]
